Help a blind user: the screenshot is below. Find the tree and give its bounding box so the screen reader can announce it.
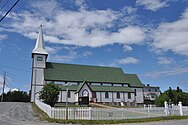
[165,87,178,104]
[155,87,188,106]
[155,93,170,107]
[176,86,182,93]
[0,91,30,102]
[39,82,60,107]
[177,92,188,106]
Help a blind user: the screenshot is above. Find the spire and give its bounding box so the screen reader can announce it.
[32,24,48,57]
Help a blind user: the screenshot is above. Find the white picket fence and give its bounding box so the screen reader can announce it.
[51,106,188,120]
[35,100,188,120]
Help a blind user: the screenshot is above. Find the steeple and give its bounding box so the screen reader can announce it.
[32,25,48,57]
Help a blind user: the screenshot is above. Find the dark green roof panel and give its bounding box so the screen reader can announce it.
[44,62,144,87]
[124,74,144,87]
[44,62,127,84]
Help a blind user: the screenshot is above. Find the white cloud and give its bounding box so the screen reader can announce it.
[45,46,61,54]
[82,51,92,57]
[0,76,3,84]
[2,1,146,48]
[49,48,92,62]
[50,51,77,62]
[0,34,7,41]
[75,0,88,10]
[157,57,172,64]
[123,45,133,51]
[30,0,58,17]
[152,8,188,56]
[116,57,139,65]
[11,88,19,92]
[143,67,188,78]
[136,0,172,11]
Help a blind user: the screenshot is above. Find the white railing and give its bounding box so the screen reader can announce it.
[35,100,188,120]
[182,106,188,116]
[35,99,52,117]
[51,107,169,120]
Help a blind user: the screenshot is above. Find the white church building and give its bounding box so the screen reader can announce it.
[31,26,145,106]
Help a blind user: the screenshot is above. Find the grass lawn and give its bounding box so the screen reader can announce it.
[32,103,188,124]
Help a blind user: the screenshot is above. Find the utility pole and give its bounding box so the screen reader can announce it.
[1,71,6,102]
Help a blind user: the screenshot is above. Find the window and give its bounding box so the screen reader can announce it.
[134,89,137,96]
[92,92,96,98]
[82,89,89,97]
[128,92,131,99]
[105,92,109,98]
[68,91,71,98]
[37,56,43,61]
[117,92,120,99]
[149,89,151,92]
[155,89,158,92]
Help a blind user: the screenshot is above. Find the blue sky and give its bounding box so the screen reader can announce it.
[0,0,188,93]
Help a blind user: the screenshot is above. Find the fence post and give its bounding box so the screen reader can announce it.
[178,102,183,116]
[121,108,124,119]
[89,107,92,120]
[147,106,150,117]
[144,104,146,109]
[164,101,168,116]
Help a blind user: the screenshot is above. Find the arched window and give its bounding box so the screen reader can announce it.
[105,92,109,98]
[117,92,120,99]
[82,89,89,97]
[68,91,71,98]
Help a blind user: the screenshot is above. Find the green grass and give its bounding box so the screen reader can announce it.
[44,116,188,125]
[32,103,188,124]
[31,103,50,121]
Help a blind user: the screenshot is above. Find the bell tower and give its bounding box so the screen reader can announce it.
[31,25,48,102]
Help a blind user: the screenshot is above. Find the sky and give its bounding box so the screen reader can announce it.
[0,0,188,93]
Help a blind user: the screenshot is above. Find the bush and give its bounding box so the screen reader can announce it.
[39,82,60,107]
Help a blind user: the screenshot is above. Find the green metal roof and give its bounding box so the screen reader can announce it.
[44,62,127,84]
[58,84,134,92]
[124,74,144,87]
[44,62,143,87]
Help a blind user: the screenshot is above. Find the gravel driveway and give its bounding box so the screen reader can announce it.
[0,102,64,125]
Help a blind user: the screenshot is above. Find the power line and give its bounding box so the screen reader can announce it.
[0,0,19,22]
[7,72,28,83]
[0,0,10,11]
[0,64,31,72]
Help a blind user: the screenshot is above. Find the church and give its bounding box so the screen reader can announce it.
[31,26,145,106]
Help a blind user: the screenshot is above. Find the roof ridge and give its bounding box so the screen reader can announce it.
[46,62,122,69]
